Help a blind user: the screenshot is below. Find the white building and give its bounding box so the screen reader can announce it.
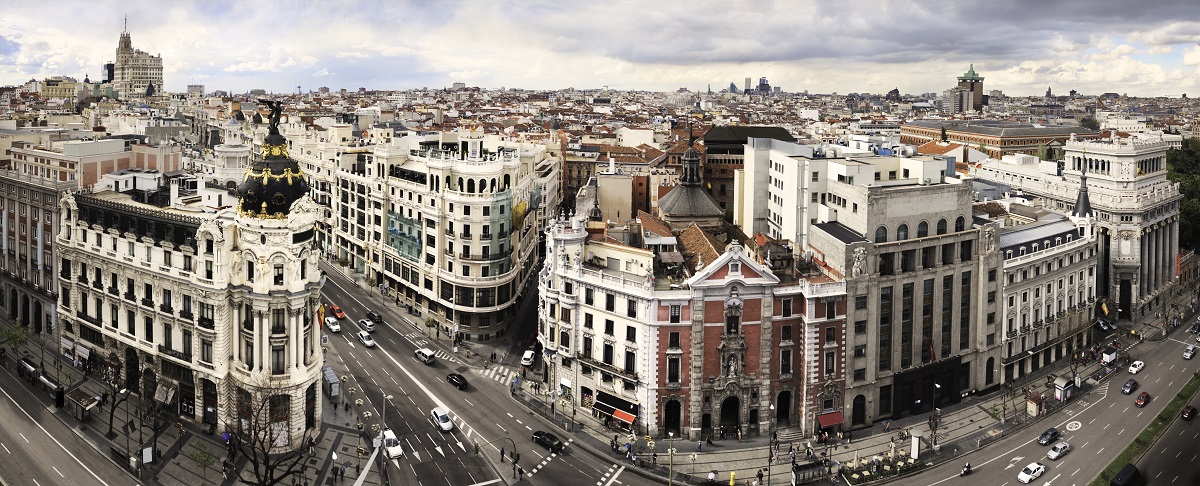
[113,28,164,100]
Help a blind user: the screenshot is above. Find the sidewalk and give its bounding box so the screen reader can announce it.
[1,321,385,486]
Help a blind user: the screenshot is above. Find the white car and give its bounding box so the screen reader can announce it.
[430,407,454,432]
[1186,345,1196,360]
[1046,442,1070,460]
[357,331,375,347]
[1017,462,1046,483]
[382,429,403,459]
[324,317,341,333]
[1128,360,1145,374]
[521,350,536,367]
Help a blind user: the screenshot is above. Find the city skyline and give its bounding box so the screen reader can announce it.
[2,0,1200,97]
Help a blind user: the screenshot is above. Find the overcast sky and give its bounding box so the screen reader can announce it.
[3,0,1200,97]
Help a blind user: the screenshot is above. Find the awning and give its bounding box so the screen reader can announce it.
[68,389,100,411]
[816,411,844,429]
[75,344,91,360]
[612,409,636,424]
[659,251,684,263]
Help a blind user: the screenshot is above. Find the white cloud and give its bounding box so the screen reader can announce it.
[313,68,330,77]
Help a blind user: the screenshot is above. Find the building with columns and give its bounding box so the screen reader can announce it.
[971,132,1181,323]
[113,27,163,100]
[55,103,324,449]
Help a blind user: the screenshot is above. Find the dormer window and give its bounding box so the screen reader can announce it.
[729,262,741,274]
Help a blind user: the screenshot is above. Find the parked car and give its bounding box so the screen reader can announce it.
[532,431,564,453]
[358,318,376,332]
[1122,379,1139,395]
[1135,392,1150,408]
[382,429,403,459]
[1186,345,1196,360]
[1128,361,1145,374]
[447,373,468,390]
[357,331,375,348]
[1046,442,1071,460]
[1182,406,1197,421]
[1037,428,1059,445]
[324,316,341,333]
[430,407,454,431]
[1017,462,1046,483]
[521,349,536,367]
[328,305,346,319]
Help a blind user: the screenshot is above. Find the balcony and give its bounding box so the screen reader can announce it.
[459,232,472,239]
[579,355,639,382]
[107,286,119,296]
[76,274,87,284]
[481,232,492,239]
[157,345,192,363]
[179,310,193,321]
[160,304,173,314]
[141,298,154,308]
[60,270,70,279]
[124,292,137,302]
[92,280,103,290]
[198,317,215,330]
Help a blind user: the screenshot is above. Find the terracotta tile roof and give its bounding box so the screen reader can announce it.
[678,223,724,269]
[637,210,673,237]
[975,201,1008,217]
[917,140,965,155]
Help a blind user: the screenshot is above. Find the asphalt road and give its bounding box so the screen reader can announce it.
[319,267,657,486]
[1135,336,1200,485]
[884,333,1198,486]
[0,363,133,486]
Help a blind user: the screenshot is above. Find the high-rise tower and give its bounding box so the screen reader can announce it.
[112,21,164,99]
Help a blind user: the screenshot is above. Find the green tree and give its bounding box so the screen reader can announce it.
[940,126,948,142]
[188,442,217,480]
[0,326,27,350]
[1079,117,1100,131]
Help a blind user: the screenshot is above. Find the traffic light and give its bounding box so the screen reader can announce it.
[357,446,366,456]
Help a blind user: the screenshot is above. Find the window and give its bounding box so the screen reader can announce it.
[582,336,593,359]
[625,327,636,343]
[585,288,594,305]
[244,340,255,369]
[668,331,681,349]
[855,295,868,310]
[246,260,254,282]
[781,325,792,342]
[272,346,286,374]
[602,343,614,365]
[955,216,965,232]
[624,351,636,374]
[824,350,835,375]
[627,299,637,318]
[854,320,867,334]
[144,317,154,342]
[936,218,947,235]
[781,349,792,375]
[667,356,680,383]
[854,345,867,357]
[604,319,614,335]
[987,291,996,303]
[273,264,284,285]
[584,313,593,329]
[917,221,928,237]
[825,326,836,342]
[605,294,615,311]
[669,304,681,323]
[896,224,909,240]
[782,298,793,317]
[853,368,866,381]
[875,226,887,243]
[201,339,213,363]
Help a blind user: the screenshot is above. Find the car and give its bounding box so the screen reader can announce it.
[357,331,375,347]
[532,431,564,453]
[328,305,346,319]
[324,316,341,333]
[1122,379,1139,395]
[358,319,376,332]
[1186,345,1196,360]
[1017,462,1046,483]
[382,429,403,459]
[1183,406,1198,421]
[430,407,454,432]
[521,350,536,367]
[1190,322,1200,334]
[1135,392,1150,407]
[1094,320,1113,333]
[366,310,383,325]
[1128,361,1145,374]
[1037,427,1059,445]
[447,373,468,390]
[1046,442,1071,460]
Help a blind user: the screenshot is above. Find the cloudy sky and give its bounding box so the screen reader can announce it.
[3,0,1200,97]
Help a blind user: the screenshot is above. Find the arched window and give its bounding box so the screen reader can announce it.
[954,216,965,232]
[917,221,929,238]
[875,226,888,243]
[936,219,947,235]
[896,224,909,240]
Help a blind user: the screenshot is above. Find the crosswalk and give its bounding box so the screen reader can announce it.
[476,365,519,386]
[400,332,461,364]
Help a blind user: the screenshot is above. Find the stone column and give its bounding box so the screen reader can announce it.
[1171,219,1180,281]
[1140,230,1149,300]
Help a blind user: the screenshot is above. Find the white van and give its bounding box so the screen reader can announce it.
[414,348,435,364]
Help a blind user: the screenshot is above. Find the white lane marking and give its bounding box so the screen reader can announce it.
[0,443,8,454]
[18,433,28,443]
[52,466,63,477]
[0,384,110,485]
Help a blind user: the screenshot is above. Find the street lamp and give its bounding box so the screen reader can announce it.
[768,403,775,486]
[381,394,393,426]
[667,431,676,486]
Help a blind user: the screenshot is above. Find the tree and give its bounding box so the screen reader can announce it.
[0,325,27,350]
[939,126,948,142]
[1079,117,1100,131]
[225,374,315,486]
[188,442,218,480]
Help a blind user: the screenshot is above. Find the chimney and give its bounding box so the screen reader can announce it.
[169,178,179,206]
[609,156,615,174]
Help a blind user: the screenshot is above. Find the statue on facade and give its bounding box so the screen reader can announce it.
[727,355,739,377]
[852,247,867,277]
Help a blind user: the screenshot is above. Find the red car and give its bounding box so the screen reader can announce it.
[1135,392,1150,408]
[328,305,346,319]
[1183,406,1197,421]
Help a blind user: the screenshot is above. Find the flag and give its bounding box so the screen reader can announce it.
[1102,302,1109,315]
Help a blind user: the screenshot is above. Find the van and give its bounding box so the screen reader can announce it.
[414,348,435,364]
[1110,463,1140,486]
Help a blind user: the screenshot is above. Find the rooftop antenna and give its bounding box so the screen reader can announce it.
[124,15,127,33]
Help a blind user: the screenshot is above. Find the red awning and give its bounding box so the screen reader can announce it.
[816,412,844,429]
[612,409,636,424]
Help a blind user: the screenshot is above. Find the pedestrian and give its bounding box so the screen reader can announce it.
[697,440,702,452]
[757,469,764,484]
[706,435,713,446]
[720,425,727,440]
[518,466,525,481]
[788,443,794,454]
[340,465,346,479]
[838,431,843,441]
[737,428,742,443]
[501,446,506,462]
[846,429,852,443]
[221,460,228,480]
[653,452,657,465]
[884,419,891,431]
[308,436,315,455]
